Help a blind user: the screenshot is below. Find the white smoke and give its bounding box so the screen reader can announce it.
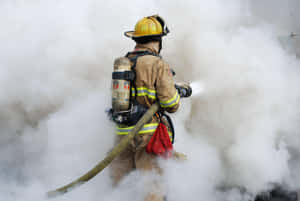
[1,0,300,201]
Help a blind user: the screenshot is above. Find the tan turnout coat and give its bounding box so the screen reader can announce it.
[115,42,180,135]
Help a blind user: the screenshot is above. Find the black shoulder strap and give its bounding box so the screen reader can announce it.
[125,50,161,58]
[125,51,161,70]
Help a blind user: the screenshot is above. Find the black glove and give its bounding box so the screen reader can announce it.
[175,82,192,98]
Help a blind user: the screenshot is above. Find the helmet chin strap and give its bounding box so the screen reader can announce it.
[158,38,162,54]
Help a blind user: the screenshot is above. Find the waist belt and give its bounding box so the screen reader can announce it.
[116,123,172,138]
[116,123,158,135]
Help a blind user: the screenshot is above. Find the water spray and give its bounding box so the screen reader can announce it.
[190,81,205,97]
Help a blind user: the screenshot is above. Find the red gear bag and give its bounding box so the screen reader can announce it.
[146,123,173,158]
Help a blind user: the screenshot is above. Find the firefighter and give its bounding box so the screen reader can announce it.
[110,15,191,201]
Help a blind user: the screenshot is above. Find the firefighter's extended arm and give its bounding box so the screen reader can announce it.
[156,60,180,113]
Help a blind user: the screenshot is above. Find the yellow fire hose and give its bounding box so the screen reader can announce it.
[46,103,160,198]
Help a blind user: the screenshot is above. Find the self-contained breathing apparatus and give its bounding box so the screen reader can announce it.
[109,50,192,132]
[110,51,160,126]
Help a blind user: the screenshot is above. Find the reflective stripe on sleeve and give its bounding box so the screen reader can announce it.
[117,123,159,135]
[131,87,156,100]
[160,91,180,108]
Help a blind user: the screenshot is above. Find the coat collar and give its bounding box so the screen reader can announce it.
[134,42,160,54]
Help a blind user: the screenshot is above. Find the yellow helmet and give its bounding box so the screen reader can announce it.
[125,15,169,39]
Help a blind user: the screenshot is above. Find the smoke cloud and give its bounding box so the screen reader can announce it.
[1,0,300,201]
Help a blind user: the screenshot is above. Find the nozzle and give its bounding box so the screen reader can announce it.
[175,82,192,98]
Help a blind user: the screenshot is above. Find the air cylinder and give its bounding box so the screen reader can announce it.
[112,57,131,112]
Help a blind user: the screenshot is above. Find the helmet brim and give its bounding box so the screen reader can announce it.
[124,31,165,39]
[124,31,135,38]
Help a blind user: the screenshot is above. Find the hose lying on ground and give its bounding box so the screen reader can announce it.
[46,102,160,198]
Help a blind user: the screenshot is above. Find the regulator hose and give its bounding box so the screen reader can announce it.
[46,102,160,198]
